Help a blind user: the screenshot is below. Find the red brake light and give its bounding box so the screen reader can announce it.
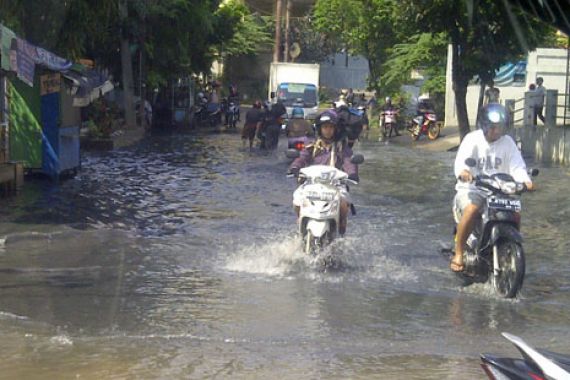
[528,372,546,380]
[295,142,304,150]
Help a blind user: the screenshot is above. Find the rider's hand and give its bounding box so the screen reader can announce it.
[458,170,473,183]
[348,174,359,183]
[524,181,536,191]
[287,167,300,177]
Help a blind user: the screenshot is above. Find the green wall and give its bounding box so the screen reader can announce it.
[8,76,42,169]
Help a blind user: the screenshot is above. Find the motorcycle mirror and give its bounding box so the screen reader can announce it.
[351,154,364,165]
[285,149,301,159]
[465,158,477,167]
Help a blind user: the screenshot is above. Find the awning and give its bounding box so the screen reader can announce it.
[61,67,114,107]
[494,61,527,86]
[1,24,113,107]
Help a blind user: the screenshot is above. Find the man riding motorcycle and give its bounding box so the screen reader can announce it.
[288,109,359,236]
[450,103,535,272]
[286,107,314,139]
[380,96,401,137]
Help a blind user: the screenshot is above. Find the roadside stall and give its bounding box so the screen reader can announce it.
[0,24,113,184]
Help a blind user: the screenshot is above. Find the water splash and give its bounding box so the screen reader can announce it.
[223,236,305,276]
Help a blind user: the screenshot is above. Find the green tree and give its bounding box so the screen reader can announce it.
[287,14,338,64]
[312,0,398,91]
[382,33,447,95]
[396,0,553,139]
[214,1,272,59]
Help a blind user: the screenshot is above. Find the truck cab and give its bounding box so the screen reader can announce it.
[274,83,318,120]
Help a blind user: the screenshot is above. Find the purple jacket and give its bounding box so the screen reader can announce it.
[290,140,358,177]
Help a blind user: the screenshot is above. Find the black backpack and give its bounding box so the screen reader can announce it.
[336,106,364,141]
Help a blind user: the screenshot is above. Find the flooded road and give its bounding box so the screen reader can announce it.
[0,129,569,379]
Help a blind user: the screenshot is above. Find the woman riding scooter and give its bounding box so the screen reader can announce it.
[288,109,359,236]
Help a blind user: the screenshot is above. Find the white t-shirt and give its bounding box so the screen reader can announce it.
[454,129,531,191]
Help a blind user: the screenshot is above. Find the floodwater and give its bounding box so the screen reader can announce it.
[0,129,569,379]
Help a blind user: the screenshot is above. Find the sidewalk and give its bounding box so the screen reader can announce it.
[375,125,460,153]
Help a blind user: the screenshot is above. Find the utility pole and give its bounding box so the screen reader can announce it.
[273,0,283,62]
[0,73,7,163]
[284,0,291,62]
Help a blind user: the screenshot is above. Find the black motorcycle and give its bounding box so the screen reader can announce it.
[445,158,538,298]
[481,332,570,379]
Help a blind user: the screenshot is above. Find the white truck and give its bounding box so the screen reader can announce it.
[268,62,320,120]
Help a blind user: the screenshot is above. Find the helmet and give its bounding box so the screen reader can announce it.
[291,107,304,119]
[478,103,508,137]
[315,109,339,138]
[253,100,262,109]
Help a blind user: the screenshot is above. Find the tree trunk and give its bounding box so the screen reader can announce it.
[451,43,471,140]
[284,0,290,62]
[119,0,136,129]
[273,0,283,63]
[475,82,485,126]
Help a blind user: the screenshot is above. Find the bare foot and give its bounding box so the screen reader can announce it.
[450,256,464,272]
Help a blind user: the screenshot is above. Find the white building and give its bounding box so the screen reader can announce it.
[444,46,570,127]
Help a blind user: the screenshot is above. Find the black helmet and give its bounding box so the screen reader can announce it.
[478,103,508,137]
[315,109,339,138]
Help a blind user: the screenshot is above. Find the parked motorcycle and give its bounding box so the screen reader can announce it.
[481,332,570,380]
[286,152,364,255]
[409,110,440,140]
[194,94,221,127]
[444,158,538,298]
[380,109,399,139]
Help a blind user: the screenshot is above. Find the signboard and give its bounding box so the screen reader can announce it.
[40,73,61,95]
[15,37,37,87]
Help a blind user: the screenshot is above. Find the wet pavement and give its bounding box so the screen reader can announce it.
[0,126,569,379]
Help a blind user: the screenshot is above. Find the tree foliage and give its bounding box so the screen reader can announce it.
[0,0,263,89]
[312,0,398,91]
[214,1,273,58]
[382,32,448,95]
[288,15,338,64]
[395,0,554,138]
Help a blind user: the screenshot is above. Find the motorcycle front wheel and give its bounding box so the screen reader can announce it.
[304,230,320,255]
[427,122,441,140]
[493,240,525,298]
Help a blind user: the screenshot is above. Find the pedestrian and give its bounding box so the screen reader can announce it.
[534,77,546,125]
[484,80,501,105]
[346,88,355,106]
[242,100,263,151]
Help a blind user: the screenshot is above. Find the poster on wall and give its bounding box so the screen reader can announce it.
[40,73,61,95]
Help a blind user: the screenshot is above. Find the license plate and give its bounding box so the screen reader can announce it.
[488,197,521,211]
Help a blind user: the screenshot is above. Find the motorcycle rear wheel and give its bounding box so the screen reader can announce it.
[427,122,440,140]
[493,240,525,298]
[410,126,420,141]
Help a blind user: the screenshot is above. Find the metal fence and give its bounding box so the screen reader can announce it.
[508,91,570,127]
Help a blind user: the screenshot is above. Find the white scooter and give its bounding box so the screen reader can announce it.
[287,150,363,255]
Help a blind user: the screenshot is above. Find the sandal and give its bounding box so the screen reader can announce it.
[450,257,465,272]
